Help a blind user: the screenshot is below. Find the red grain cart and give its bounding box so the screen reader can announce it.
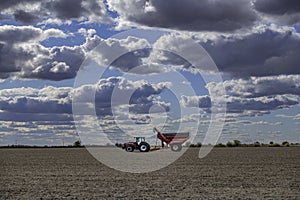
[153,127,189,152]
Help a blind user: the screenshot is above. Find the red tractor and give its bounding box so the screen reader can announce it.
[115,137,151,152]
[115,127,189,152]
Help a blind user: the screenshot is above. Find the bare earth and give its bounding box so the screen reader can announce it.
[1,147,299,199]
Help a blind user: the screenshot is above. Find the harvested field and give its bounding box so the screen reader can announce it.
[0,147,299,199]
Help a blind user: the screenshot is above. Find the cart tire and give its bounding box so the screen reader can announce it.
[139,142,150,152]
[171,143,182,152]
[125,146,134,152]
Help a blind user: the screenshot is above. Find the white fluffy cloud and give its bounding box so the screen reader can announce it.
[0,25,67,43]
[0,77,170,116]
[181,75,300,116]
[74,77,170,115]
[207,75,300,98]
[181,95,211,108]
[182,94,298,115]
[91,36,152,72]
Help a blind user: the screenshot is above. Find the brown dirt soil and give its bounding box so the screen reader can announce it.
[0,147,299,199]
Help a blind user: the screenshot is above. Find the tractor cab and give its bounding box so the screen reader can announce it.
[135,137,145,145]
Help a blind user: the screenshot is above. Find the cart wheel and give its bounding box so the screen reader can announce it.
[125,146,134,152]
[139,142,150,152]
[171,143,182,152]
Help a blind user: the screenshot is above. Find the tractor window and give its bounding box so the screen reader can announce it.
[136,137,145,145]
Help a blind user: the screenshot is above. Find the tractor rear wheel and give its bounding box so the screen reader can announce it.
[139,142,150,152]
[125,146,134,152]
[170,143,182,152]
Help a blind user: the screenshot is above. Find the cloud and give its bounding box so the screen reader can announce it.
[150,33,216,73]
[254,0,300,25]
[13,10,39,24]
[0,30,157,80]
[181,94,298,115]
[181,95,211,108]
[225,95,298,113]
[207,75,300,98]
[120,26,300,77]
[275,113,300,121]
[73,77,170,115]
[108,0,257,32]
[182,74,300,116]
[184,75,300,115]
[0,0,112,25]
[0,25,101,80]
[91,36,152,73]
[2,24,299,80]
[0,77,170,116]
[246,121,283,126]
[0,86,72,114]
[200,25,300,77]
[0,25,66,43]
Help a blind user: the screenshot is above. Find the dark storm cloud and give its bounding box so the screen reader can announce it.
[0,25,102,80]
[254,0,300,15]
[47,0,84,19]
[0,26,50,74]
[201,26,300,77]
[108,0,257,32]
[0,24,155,80]
[147,27,300,77]
[0,0,112,25]
[13,10,39,24]
[0,42,33,73]
[254,0,300,25]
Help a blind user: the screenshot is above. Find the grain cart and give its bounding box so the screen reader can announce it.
[153,127,189,152]
[115,127,189,152]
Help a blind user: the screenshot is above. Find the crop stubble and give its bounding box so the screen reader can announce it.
[0,147,299,199]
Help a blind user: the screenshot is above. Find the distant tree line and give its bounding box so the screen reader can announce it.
[186,140,299,148]
[1,140,299,148]
[1,140,84,148]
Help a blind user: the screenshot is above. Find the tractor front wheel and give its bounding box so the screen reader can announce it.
[139,142,150,152]
[125,146,134,152]
[170,143,182,152]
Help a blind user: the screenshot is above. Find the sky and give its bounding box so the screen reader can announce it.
[0,0,299,146]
